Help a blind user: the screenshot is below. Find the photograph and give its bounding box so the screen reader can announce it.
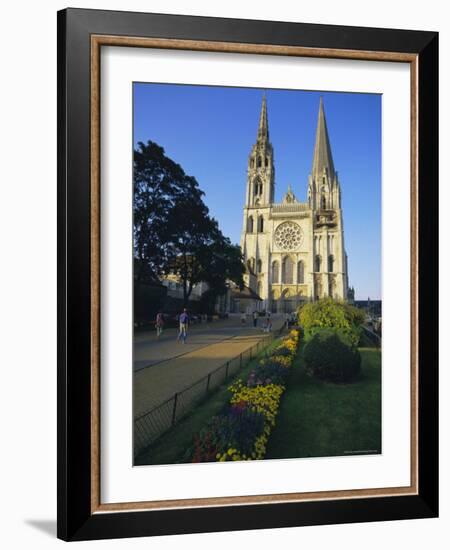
[132,84,382,467]
[52,5,439,542]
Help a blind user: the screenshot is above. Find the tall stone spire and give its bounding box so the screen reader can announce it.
[257,94,269,141]
[311,97,335,180]
[244,93,275,207]
[308,97,341,211]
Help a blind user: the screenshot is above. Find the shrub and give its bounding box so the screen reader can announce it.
[307,325,355,349]
[303,328,361,383]
[298,298,363,347]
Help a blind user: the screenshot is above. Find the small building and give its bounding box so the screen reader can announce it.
[161,274,208,301]
[228,282,263,314]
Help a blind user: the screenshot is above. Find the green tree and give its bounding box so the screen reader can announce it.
[198,238,245,313]
[168,214,244,306]
[133,140,245,307]
[166,195,219,305]
[133,140,207,286]
[298,297,364,347]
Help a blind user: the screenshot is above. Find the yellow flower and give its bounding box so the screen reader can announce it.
[212,329,300,464]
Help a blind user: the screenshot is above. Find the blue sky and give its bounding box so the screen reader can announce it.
[133,83,381,300]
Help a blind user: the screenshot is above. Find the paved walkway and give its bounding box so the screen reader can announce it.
[133,315,285,417]
[134,316,254,371]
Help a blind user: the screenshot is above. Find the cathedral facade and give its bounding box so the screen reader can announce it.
[240,96,350,313]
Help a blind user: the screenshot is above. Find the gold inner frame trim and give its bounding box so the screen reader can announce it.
[90,34,419,514]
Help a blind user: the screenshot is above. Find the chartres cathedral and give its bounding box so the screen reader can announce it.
[240,96,351,313]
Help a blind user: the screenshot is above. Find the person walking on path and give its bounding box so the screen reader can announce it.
[155,311,164,338]
[253,310,258,328]
[284,311,291,328]
[264,312,272,332]
[177,308,189,343]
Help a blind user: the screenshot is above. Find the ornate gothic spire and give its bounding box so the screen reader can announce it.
[311,97,335,181]
[257,93,269,141]
[282,184,297,204]
[245,93,275,207]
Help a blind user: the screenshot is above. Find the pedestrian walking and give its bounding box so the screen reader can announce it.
[155,311,164,338]
[241,312,246,324]
[177,308,189,343]
[253,310,258,328]
[265,313,272,332]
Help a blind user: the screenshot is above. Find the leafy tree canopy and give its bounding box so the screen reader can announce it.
[134,140,244,305]
[298,297,364,347]
[134,140,202,284]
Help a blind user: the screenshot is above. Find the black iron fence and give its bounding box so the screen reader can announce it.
[134,324,286,458]
[362,325,382,348]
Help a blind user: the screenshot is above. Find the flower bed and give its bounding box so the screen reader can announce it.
[189,329,300,463]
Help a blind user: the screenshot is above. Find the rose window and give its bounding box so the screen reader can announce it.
[274,221,303,251]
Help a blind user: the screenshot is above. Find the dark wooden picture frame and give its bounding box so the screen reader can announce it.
[57,7,438,541]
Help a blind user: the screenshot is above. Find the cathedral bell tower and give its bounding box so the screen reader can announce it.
[245,95,275,207]
[240,95,275,308]
[307,97,348,301]
[307,97,341,211]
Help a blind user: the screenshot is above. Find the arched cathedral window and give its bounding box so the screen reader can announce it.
[282,256,294,284]
[328,255,334,273]
[257,156,262,168]
[254,178,263,196]
[247,257,256,274]
[271,261,279,284]
[247,216,254,233]
[314,255,322,272]
[258,215,264,233]
[297,261,304,284]
[257,259,262,273]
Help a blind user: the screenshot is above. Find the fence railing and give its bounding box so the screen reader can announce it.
[362,325,382,348]
[134,324,286,458]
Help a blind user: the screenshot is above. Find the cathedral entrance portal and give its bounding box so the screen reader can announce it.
[280,289,296,314]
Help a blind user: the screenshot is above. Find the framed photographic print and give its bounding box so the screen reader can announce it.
[57,8,439,541]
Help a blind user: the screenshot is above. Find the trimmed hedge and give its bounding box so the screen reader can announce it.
[303,328,361,383]
[298,297,364,348]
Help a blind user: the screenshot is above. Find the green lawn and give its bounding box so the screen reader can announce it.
[265,347,381,459]
[135,337,284,466]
